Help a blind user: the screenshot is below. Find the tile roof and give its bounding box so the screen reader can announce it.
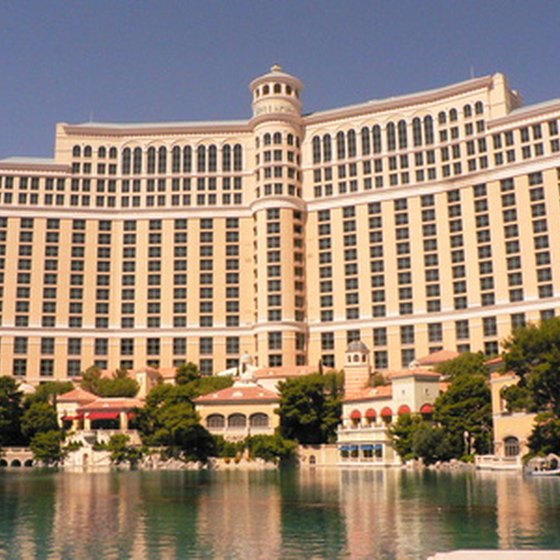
[416,349,460,366]
[194,383,279,404]
[57,388,98,403]
[78,397,144,411]
[344,384,393,403]
[389,369,442,380]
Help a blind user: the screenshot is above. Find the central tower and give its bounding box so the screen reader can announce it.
[249,65,307,368]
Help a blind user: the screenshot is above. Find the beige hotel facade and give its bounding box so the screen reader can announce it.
[0,65,559,383]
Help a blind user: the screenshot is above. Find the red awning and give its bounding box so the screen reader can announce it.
[398,405,411,416]
[365,408,377,419]
[380,407,393,417]
[87,412,120,421]
[420,403,434,414]
[350,409,362,420]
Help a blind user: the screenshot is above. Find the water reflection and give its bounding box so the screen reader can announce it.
[0,468,560,559]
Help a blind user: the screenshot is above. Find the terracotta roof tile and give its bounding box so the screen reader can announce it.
[78,397,144,411]
[416,349,460,366]
[57,388,98,403]
[194,383,279,403]
[389,369,441,380]
[344,384,393,403]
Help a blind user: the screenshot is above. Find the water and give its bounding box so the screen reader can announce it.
[0,468,559,559]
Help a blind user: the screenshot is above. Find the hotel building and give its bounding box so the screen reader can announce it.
[0,65,559,383]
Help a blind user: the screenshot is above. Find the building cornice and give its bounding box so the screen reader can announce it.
[303,76,495,126]
[61,121,251,138]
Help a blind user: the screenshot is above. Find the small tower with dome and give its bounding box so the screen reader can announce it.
[344,341,372,396]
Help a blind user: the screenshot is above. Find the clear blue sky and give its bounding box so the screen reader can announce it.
[1,0,559,159]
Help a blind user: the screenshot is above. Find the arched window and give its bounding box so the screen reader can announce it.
[347,129,357,158]
[207,414,225,428]
[133,147,142,174]
[475,101,484,115]
[250,413,269,427]
[121,148,131,175]
[98,146,106,158]
[222,145,231,171]
[197,145,206,173]
[361,127,371,156]
[172,146,181,173]
[183,146,192,173]
[208,145,217,172]
[84,146,92,157]
[323,134,332,162]
[398,120,408,149]
[412,118,423,147]
[424,115,434,145]
[109,147,118,159]
[287,133,294,145]
[449,108,458,122]
[72,145,81,158]
[233,144,243,171]
[158,146,167,174]
[372,125,382,153]
[336,131,346,160]
[463,104,472,118]
[438,111,447,125]
[273,132,282,145]
[263,84,270,95]
[264,133,271,146]
[147,147,156,174]
[386,122,396,151]
[286,85,292,95]
[504,436,520,457]
[312,136,321,164]
[228,413,246,428]
[273,83,281,94]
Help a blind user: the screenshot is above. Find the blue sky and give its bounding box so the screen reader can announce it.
[1,0,559,158]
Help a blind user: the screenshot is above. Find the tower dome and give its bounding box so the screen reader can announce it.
[249,64,304,124]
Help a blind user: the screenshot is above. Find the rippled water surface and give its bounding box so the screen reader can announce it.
[1,468,559,559]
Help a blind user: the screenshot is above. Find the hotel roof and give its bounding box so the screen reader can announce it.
[194,383,279,404]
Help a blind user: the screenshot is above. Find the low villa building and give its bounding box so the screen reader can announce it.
[195,355,280,441]
[337,341,443,466]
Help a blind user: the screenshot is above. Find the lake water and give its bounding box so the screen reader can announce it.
[0,468,559,559]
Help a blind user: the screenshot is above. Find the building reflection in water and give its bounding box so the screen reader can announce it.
[2,469,560,558]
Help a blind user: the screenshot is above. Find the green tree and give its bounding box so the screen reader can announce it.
[213,435,245,459]
[390,413,425,461]
[80,366,139,398]
[390,414,455,465]
[30,430,65,466]
[246,434,297,464]
[527,412,560,455]
[101,434,144,468]
[503,317,560,415]
[135,384,215,462]
[500,384,535,413]
[29,381,74,405]
[278,372,343,444]
[412,424,455,465]
[502,317,560,455]
[21,401,59,441]
[435,352,489,380]
[434,374,492,456]
[175,362,200,385]
[0,376,25,447]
